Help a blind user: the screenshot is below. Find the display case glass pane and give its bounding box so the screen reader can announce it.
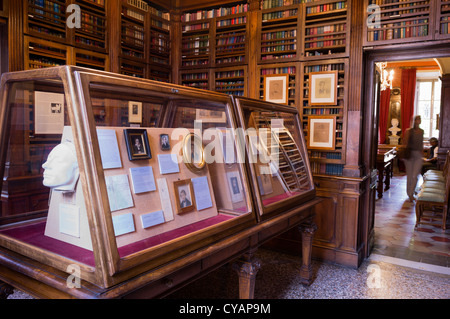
[233,97,314,217]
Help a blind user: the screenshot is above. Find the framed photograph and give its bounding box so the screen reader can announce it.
[226,171,244,203]
[124,129,152,161]
[307,116,336,150]
[309,71,338,106]
[160,133,171,151]
[174,179,196,214]
[263,74,289,105]
[128,101,142,123]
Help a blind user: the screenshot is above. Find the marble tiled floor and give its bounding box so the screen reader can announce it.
[373,174,449,267]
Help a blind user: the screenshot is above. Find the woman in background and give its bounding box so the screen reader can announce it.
[402,115,424,202]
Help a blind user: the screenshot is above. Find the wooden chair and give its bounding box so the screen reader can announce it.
[415,151,450,230]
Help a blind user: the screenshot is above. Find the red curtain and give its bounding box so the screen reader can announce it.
[401,68,417,136]
[379,87,391,144]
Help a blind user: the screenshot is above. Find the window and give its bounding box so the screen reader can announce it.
[415,76,441,139]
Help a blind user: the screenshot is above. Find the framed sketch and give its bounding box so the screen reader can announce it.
[264,74,289,104]
[309,71,338,106]
[160,133,171,151]
[307,116,336,150]
[196,109,227,123]
[128,101,142,123]
[124,129,152,161]
[174,179,196,214]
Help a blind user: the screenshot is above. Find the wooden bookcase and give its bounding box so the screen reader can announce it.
[363,0,434,46]
[302,0,350,60]
[257,3,301,63]
[214,66,248,96]
[120,0,146,63]
[74,47,109,71]
[73,0,107,53]
[300,58,348,176]
[181,13,212,69]
[436,0,450,40]
[257,62,299,108]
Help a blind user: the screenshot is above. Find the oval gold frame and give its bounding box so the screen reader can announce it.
[182,133,206,173]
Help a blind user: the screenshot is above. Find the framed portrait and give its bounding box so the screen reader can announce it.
[226,171,244,203]
[307,116,336,150]
[182,133,206,173]
[309,71,338,106]
[174,179,196,214]
[128,101,142,123]
[160,133,171,151]
[124,129,152,161]
[263,74,289,105]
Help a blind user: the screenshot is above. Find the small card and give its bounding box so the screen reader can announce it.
[129,166,156,194]
[158,154,179,174]
[112,213,135,236]
[105,174,134,212]
[157,178,174,222]
[59,203,80,238]
[140,210,165,229]
[192,176,213,211]
[97,129,122,169]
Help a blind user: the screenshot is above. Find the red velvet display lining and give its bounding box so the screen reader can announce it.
[0,214,234,267]
[262,192,301,206]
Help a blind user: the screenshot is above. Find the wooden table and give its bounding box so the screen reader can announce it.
[0,198,321,299]
[376,146,397,198]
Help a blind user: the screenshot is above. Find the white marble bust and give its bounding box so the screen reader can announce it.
[42,142,79,192]
[388,118,401,136]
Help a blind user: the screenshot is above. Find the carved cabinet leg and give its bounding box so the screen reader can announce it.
[0,281,14,299]
[299,222,317,286]
[232,252,261,299]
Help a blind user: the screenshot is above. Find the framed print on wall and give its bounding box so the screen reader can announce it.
[263,74,289,104]
[124,129,152,161]
[128,101,142,123]
[174,179,196,214]
[309,71,338,106]
[307,116,336,150]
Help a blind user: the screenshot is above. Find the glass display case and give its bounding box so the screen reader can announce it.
[0,66,316,296]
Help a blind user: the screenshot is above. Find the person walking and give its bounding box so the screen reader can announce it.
[402,115,424,202]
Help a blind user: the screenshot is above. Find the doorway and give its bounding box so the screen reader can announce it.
[364,46,450,268]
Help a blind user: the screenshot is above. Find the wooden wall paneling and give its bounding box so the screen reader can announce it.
[8,0,24,72]
[247,0,259,99]
[107,0,120,74]
[170,9,182,84]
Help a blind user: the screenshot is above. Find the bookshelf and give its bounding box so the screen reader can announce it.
[302,0,350,60]
[436,0,450,39]
[180,69,212,90]
[300,58,348,176]
[120,0,146,63]
[363,0,433,46]
[25,0,67,44]
[181,16,212,69]
[214,66,248,96]
[148,5,171,82]
[258,3,301,63]
[74,48,109,71]
[25,35,70,69]
[73,0,107,53]
[120,57,146,78]
[257,63,299,107]
[214,4,248,66]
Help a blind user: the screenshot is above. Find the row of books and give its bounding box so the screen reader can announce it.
[309,151,342,160]
[216,16,247,27]
[127,0,148,12]
[182,23,210,32]
[216,56,246,64]
[260,67,296,75]
[305,23,346,36]
[80,12,105,38]
[151,19,170,31]
[216,35,245,46]
[123,7,145,22]
[84,0,105,6]
[261,53,297,60]
[216,70,245,78]
[182,38,209,50]
[441,18,450,34]
[261,44,297,53]
[310,163,344,176]
[122,48,144,59]
[181,72,209,80]
[302,108,342,115]
[304,64,344,73]
[182,59,209,67]
[31,0,65,25]
[29,25,64,38]
[182,4,248,22]
[367,20,429,41]
[149,7,170,21]
[261,0,300,9]
[262,30,297,40]
[305,38,346,49]
[305,1,347,15]
[262,9,298,21]
[75,36,105,49]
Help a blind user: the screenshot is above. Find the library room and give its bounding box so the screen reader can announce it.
[0,0,448,304]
